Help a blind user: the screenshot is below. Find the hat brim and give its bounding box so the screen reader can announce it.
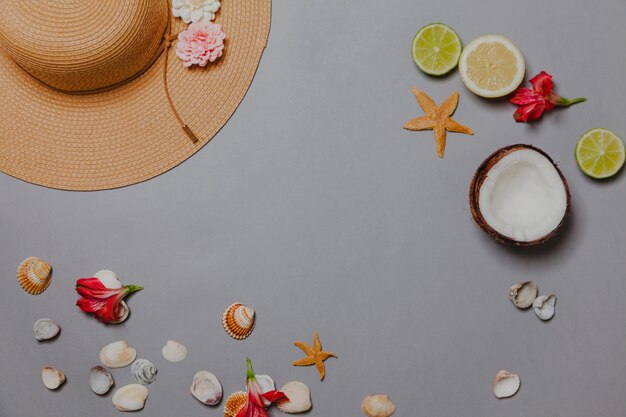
[0,0,270,191]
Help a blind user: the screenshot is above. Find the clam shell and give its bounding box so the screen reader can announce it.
[42,367,65,390]
[361,394,395,417]
[89,365,115,395]
[33,318,61,341]
[100,341,137,368]
[162,340,187,362]
[222,303,255,340]
[533,294,556,320]
[17,256,52,295]
[190,371,222,405]
[508,281,538,309]
[224,391,247,417]
[109,300,130,324]
[131,359,157,385]
[112,384,149,412]
[277,381,312,414]
[94,269,122,289]
[493,370,520,398]
[256,374,275,407]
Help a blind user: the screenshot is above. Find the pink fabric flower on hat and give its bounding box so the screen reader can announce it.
[176,21,226,67]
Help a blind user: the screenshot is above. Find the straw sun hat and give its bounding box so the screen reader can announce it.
[0,0,271,190]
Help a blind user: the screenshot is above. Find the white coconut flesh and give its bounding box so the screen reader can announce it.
[478,149,567,242]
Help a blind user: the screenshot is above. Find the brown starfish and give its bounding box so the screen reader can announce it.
[403,88,474,158]
[293,331,337,381]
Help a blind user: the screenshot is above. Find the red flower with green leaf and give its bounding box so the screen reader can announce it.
[237,358,286,417]
[75,278,142,324]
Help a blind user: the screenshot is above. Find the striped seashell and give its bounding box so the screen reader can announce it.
[131,359,157,385]
[17,256,52,295]
[224,391,247,417]
[277,381,312,414]
[222,303,255,340]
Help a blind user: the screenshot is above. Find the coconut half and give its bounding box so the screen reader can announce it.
[469,145,570,246]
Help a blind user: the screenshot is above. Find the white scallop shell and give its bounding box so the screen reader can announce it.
[508,281,538,309]
[112,384,149,412]
[256,374,275,407]
[277,381,311,414]
[533,294,556,320]
[162,340,187,362]
[190,371,223,405]
[131,359,158,385]
[89,365,115,395]
[100,341,137,368]
[34,318,61,341]
[493,370,520,398]
[42,367,65,390]
[94,269,122,289]
[361,394,395,417]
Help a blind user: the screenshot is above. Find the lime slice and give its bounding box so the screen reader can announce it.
[575,128,625,179]
[412,23,462,76]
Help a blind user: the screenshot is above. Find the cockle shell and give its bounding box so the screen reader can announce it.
[222,303,255,340]
[162,340,187,362]
[131,359,158,385]
[508,281,538,309]
[277,381,312,414]
[17,256,52,295]
[533,294,556,320]
[112,384,149,412]
[34,318,61,341]
[42,367,65,390]
[190,371,222,405]
[493,370,520,398]
[224,391,247,417]
[89,366,115,395]
[100,341,137,368]
[94,269,122,289]
[256,374,275,407]
[361,394,396,417]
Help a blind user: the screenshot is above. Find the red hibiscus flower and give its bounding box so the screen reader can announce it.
[237,358,286,417]
[76,278,142,324]
[510,71,586,122]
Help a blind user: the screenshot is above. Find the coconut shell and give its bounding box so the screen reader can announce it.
[469,144,571,246]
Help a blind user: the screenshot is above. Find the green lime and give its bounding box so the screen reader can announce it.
[411,23,462,76]
[575,128,625,179]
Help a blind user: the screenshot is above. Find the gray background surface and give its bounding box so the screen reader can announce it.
[1,0,625,416]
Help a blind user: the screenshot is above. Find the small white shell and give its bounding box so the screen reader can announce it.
[533,294,556,320]
[89,366,115,395]
[94,269,122,289]
[162,340,187,362]
[112,384,149,412]
[109,300,130,324]
[508,281,538,309]
[131,359,158,385]
[277,381,311,414]
[493,370,520,398]
[361,394,395,417]
[190,371,223,405]
[100,341,137,368]
[42,367,65,390]
[34,318,61,341]
[256,374,275,407]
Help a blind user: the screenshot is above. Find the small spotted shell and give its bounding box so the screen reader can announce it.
[224,391,247,417]
[222,303,255,340]
[17,257,52,295]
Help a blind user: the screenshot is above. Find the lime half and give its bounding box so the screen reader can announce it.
[412,23,462,76]
[575,128,625,179]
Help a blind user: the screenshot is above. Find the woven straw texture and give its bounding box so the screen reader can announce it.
[0,0,271,190]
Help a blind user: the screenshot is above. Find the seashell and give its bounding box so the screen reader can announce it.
[112,384,149,412]
[256,374,275,407]
[89,366,115,395]
[277,381,311,414]
[224,391,247,417]
[33,318,61,341]
[361,394,396,417]
[493,370,520,398]
[162,340,187,362]
[131,359,158,385]
[17,256,52,295]
[533,294,556,320]
[94,269,122,289]
[42,367,65,390]
[222,303,255,340]
[100,341,137,368]
[109,300,130,324]
[508,281,538,309]
[190,371,222,405]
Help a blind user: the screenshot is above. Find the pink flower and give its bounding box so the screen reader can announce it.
[237,358,286,417]
[176,21,226,67]
[510,71,586,122]
[76,278,143,324]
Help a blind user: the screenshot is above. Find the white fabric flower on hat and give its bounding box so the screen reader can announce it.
[172,0,221,24]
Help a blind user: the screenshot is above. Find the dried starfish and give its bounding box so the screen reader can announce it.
[293,331,337,381]
[403,88,474,158]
